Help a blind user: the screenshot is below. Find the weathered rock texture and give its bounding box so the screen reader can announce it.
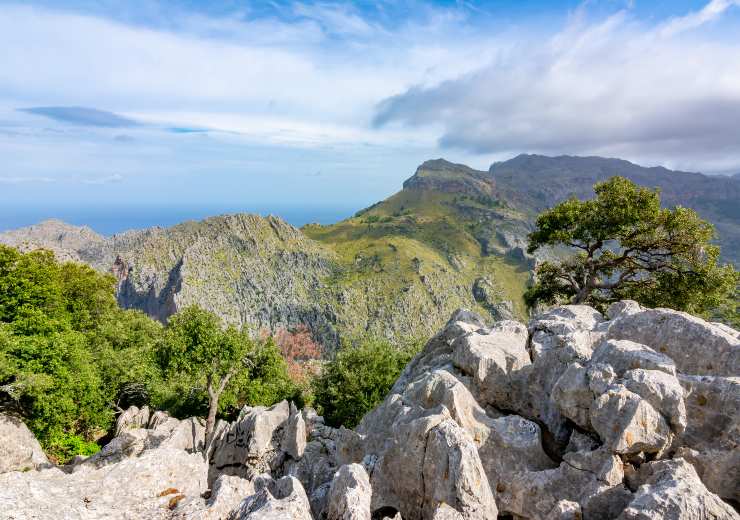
[1,301,738,519]
[0,413,50,473]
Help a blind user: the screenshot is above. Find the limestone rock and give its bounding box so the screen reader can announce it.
[210,400,290,479]
[431,503,465,519]
[590,385,671,455]
[617,458,740,519]
[228,475,313,520]
[176,474,256,519]
[591,339,676,377]
[326,463,372,520]
[0,448,208,519]
[607,303,740,376]
[115,404,151,435]
[452,319,530,408]
[0,414,49,473]
[283,402,307,459]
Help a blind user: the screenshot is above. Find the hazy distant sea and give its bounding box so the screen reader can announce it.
[0,205,356,236]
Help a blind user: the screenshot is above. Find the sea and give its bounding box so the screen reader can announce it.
[0,204,357,236]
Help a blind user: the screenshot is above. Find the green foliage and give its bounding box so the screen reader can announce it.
[0,247,304,460]
[155,306,300,421]
[313,336,423,428]
[46,432,101,465]
[526,177,739,315]
[0,245,163,460]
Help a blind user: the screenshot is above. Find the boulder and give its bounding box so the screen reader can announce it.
[283,402,307,459]
[451,320,531,408]
[326,463,372,520]
[210,400,290,480]
[227,475,313,520]
[606,303,740,376]
[0,414,50,473]
[0,448,208,519]
[114,404,150,436]
[590,384,671,455]
[617,458,740,519]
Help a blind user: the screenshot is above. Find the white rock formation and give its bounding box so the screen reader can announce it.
[1,301,738,520]
[0,413,50,473]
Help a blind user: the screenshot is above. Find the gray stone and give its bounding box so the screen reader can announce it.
[590,384,671,455]
[617,458,739,519]
[0,448,208,519]
[228,475,313,520]
[326,463,372,520]
[607,304,740,376]
[452,320,531,408]
[0,414,49,473]
[283,402,307,459]
[210,400,290,479]
[591,339,676,377]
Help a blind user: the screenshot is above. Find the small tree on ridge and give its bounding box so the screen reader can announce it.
[525,176,738,314]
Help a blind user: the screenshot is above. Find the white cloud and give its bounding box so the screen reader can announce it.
[0,176,55,184]
[82,173,124,185]
[374,1,740,173]
[659,0,740,37]
[0,0,739,179]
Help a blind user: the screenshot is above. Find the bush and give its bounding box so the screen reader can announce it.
[313,336,423,428]
[0,245,163,454]
[46,432,101,465]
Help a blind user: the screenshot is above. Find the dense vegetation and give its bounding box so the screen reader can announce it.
[313,336,423,428]
[0,245,300,462]
[0,244,423,462]
[526,176,739,315]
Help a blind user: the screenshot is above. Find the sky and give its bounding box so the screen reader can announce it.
[1,0,739,234]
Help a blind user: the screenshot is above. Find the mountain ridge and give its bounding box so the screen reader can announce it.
[1,154,737,346]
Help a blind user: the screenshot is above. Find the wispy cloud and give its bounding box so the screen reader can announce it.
[374,2,740,173]
[82,173,124,185]
[0,175,55,184]
[659,0,740,37]
[18,106,140,127]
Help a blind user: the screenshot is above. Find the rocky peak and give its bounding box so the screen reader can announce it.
[0,218,105,263]
[402,158,493,197]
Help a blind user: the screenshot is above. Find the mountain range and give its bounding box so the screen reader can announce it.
[1,154,737,347]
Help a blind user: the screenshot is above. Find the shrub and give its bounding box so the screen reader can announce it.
[0,245,162,454]
[46,432,101,465]
[313,336,423,428]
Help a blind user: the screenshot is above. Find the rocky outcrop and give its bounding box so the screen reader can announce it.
[618,458,739,519]
[325,464,372,520]
[0,413,50,473]
[2,301,738,519]
[0,448,208,519]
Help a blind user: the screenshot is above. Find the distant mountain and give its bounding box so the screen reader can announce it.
[490,154,740,264]
[1,154,736,347]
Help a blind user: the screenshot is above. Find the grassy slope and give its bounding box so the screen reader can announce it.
[304,184,532,329]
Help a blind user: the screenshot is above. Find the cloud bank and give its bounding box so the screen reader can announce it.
[374,2,740,173]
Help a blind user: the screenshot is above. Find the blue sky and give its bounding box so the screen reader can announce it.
[1,0,739,233]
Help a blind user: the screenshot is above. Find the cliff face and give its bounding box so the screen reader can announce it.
[0,211,525,348]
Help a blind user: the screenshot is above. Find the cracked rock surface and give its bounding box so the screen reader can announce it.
[1,300,738,519]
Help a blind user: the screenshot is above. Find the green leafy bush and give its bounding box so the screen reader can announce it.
[0,245,162,453]
[313,336,423,428]
[46,432,101,464]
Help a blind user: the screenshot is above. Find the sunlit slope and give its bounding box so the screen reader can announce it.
[305,160,533,336]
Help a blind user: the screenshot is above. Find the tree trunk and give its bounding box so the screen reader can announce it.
[204,384,220,460]
[573,288,589,304]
